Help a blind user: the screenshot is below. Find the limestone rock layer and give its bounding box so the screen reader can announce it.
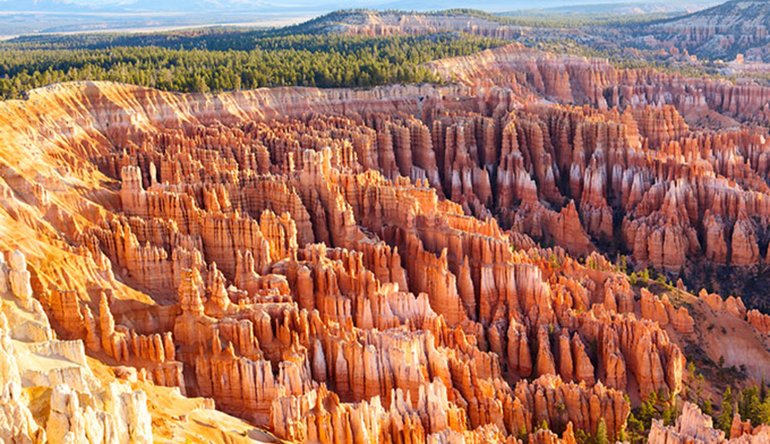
[4,42,770,442]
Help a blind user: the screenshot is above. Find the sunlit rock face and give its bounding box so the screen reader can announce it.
[5,40,770,442]
[648,401,770,444]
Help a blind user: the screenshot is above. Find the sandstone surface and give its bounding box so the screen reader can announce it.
[3,36,770,443]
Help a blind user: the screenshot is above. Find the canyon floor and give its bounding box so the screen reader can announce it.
[3,32,770,444]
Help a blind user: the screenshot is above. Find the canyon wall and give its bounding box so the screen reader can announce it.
[3,41,770,441]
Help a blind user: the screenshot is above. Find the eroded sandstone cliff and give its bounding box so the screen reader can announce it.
[3,41,770,442]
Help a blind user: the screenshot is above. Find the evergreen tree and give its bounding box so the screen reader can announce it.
[717,387,734,433]
[638,393,658,429]
[595,418,609,444]
[758,397,770,425]
[0,32,505,99]
[739,387,761,425]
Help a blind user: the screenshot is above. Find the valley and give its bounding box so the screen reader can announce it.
[2,3,770,443]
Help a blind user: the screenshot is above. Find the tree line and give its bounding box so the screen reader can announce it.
[0,33,505,99]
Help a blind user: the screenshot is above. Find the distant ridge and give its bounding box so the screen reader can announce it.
[639,0,770,61]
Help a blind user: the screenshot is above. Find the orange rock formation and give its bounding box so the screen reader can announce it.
[4,41,770,443]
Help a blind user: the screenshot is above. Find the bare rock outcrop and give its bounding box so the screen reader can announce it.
[0,67,768,444]
[649,402,770,444]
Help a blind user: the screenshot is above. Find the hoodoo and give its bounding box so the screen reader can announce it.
[3,3,770,442]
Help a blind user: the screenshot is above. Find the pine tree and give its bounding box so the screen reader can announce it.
[638,394,658,428]
[595,418,609,444]
[739,387,761,424]
[758,397,770,425]
[717,387,734,433]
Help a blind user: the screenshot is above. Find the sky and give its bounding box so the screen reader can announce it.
[0,0,722,13]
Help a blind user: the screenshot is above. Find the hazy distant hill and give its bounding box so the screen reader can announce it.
[508,1,719,16]
[636,0,770,61]
[0,0,722,36]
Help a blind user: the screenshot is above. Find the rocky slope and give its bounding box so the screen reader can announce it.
[296,10,524,38]
[429,44,770,307]
[297,5,770,67]
[638,0,770,62]
[0,248,268,443]
[648,401,770,444]
[293,9,584,42]
[2,41,770,442]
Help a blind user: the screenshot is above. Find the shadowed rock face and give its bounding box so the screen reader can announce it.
[3,41,770,442]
